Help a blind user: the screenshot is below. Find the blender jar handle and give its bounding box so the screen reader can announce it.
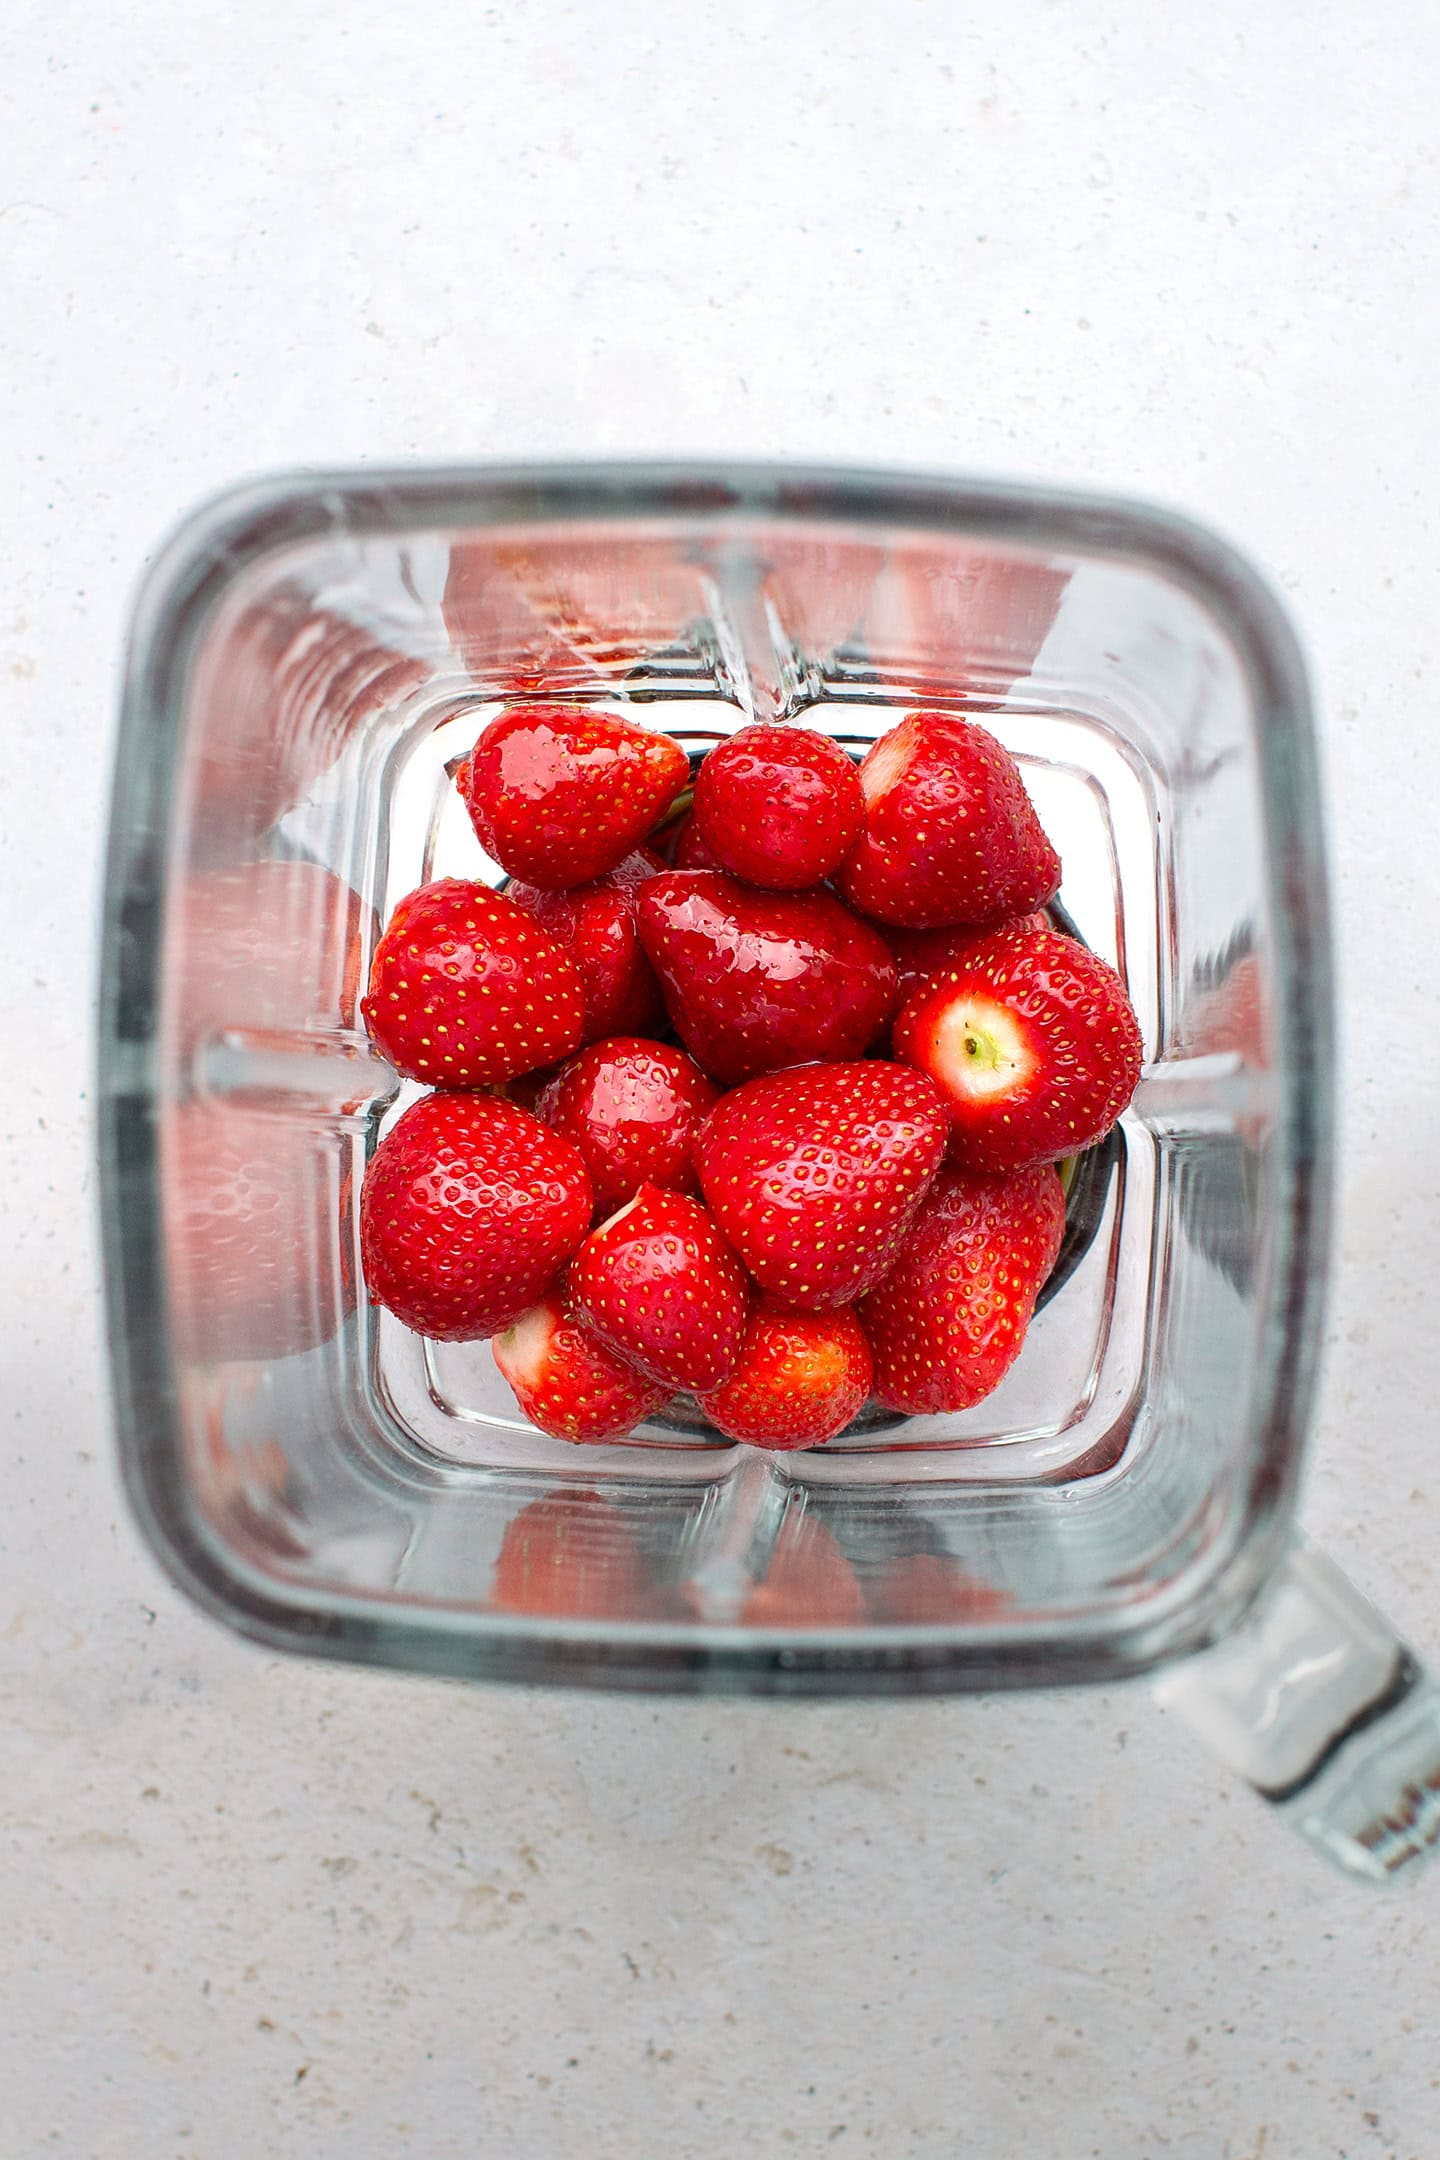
[1155,1540,1440,1884]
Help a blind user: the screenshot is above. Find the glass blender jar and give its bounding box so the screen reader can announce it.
[100,461,1440,1883]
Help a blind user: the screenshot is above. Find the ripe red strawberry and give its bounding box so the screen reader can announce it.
[698,1301,872,1449]
[859,1163,1065,1414]
[837,712,1060,928]
[536,1037,719,1219]
[692,723,864,890]
[362,879,584,1087]
[893,924,1143,1172]
[506,847,666,1043]
[455,704,688,889]
[493,1289,670,1443]
[565,1184,750,1392]
[491,1491,657,1618]
[360,1092,591,1340]
[888,909,1049,1008]
[694,1060,949,1309]
[660,808,723,871]
[636,870,897,1086]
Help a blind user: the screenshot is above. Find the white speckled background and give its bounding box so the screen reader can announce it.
[4,3,1439,2154]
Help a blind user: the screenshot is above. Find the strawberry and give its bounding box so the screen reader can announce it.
[692,723,864,890]
[361,878,584,1088]
[837,712,1060,928]
[892,924,1143,1172]
[455,704,688,889]
[635,870,897,1086]
[491,1491,657,1618]
[662,808,724,871]
[535,1037,719,1219]
[506,847,666,1043]
[694,1060,949,1309]
[360,1092,591,1340]
[493,1289,670,1443]
[888,908,1049,1008]
[565,1184,750,1393]
[698,1301,872,1449]
[859,1163,1065,1414]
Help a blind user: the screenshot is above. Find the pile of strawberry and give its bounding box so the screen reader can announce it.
[359,705,1143,1449]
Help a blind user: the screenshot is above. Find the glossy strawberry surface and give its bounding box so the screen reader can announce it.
[692,722,864,890]
[887,908,1049,1008]
[694,1060,949,1309]
[507,848,666,1043]
[662,810,724,871]
[893,924,1143,1172]
[536,1037,719,1219]
[566,1184,751,1393]
[838,712,1060,928]
[361,878,584,1087]
[456,704,688,888]
[698,1301,872,1449]
[360,1092,591,1340]
[493,1289,670,1443]
[636,870,897,1086]
[859,1163,1066,1413]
